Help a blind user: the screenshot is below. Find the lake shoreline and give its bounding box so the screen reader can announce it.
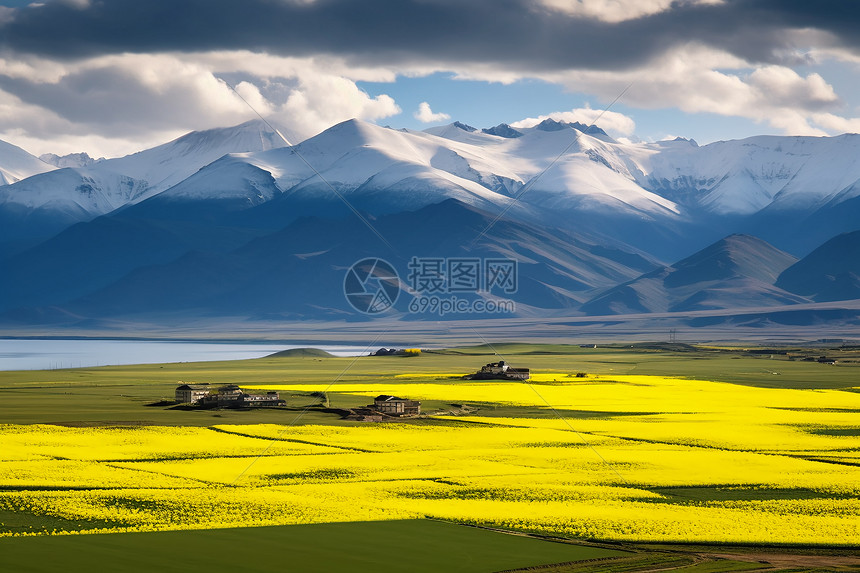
[0,339,370,371]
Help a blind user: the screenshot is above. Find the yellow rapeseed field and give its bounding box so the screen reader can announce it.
[1,374,858,544]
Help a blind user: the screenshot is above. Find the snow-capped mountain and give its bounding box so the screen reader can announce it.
[2,116,860,327]
[141,118,686,258]
[7,116,860,260]
[0,120,291,253]
[634,134,860,215]
[0,139,54,185]
[5,117,860,244]
[100,119,291,195]
[162,119,525,213]
[426,121,860,220]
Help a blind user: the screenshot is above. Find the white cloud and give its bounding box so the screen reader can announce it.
[0,86,174,157]
[59,0,91,8]
[197,51,399,84]
[511,105,636,137]
[279,73,401,140]
[537,0,724,23]
[0,52,402,157]
[413,101,450,123]
[232,80,275,116]
[434,42,860,139]
[525,45,854,137]
[747,66,837,110]
[1,38,859,159]
[810,113,860,134]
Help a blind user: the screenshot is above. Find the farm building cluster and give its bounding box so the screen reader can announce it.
[467,360,530,380]
[175,384,283,408]
[371,348,421,356]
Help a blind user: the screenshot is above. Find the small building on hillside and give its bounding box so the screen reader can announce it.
[175,384,211,404]
[371,395,421,416]
[468,360,530,381]
[237,391,283,407]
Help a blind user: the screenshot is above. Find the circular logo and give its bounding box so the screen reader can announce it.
[343,258,401,314]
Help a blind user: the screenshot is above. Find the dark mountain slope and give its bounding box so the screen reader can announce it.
[777,230,860,302]
[66,199,660,320]
[581,234,807,315]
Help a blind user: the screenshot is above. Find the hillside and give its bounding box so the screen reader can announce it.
[581,234,806,315]
[777,230,860,302]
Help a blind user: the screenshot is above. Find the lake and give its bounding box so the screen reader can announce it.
[0,339,367,371]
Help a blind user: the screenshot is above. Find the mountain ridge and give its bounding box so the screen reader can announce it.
[1,117,860,327]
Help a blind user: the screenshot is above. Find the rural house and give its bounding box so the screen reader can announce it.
[175,384,211,404]
[371,395,421,416]
[175,383,283,408]
[468,360,530,380]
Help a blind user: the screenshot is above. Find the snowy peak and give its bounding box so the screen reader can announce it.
[246,118,527,212]
[178,118,682,230]
[39,152,99,169]
[0,139,55,185]
[482,124,523,138]
[99,119,292,194]
[639,133,860,215]
[0,119,298,236]
[531,119,608,137]
[453,121,477,132]
[0,167,149,215]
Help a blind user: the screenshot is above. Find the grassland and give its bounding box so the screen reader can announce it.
[0,519,627,573]
[0,343,858,571]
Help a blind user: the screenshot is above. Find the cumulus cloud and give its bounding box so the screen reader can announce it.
[278,73,401,141]
[538,0,725,24]
[0,0,859,155]
[511,106,636,137]
[809,113,860,135]
[413,102,450,123]
[0,52,402,157]
[510,45,857,138]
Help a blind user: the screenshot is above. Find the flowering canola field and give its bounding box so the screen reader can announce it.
[2,373,858,545]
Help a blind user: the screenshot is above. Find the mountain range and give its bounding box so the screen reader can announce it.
[1,117,858,330]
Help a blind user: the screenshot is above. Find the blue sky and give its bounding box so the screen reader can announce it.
[357,73,804,144]
[0,0,858,156]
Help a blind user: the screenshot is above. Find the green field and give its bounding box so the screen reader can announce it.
[1,343,858,571]
[0,519,626,573]
[2,343,858,427]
